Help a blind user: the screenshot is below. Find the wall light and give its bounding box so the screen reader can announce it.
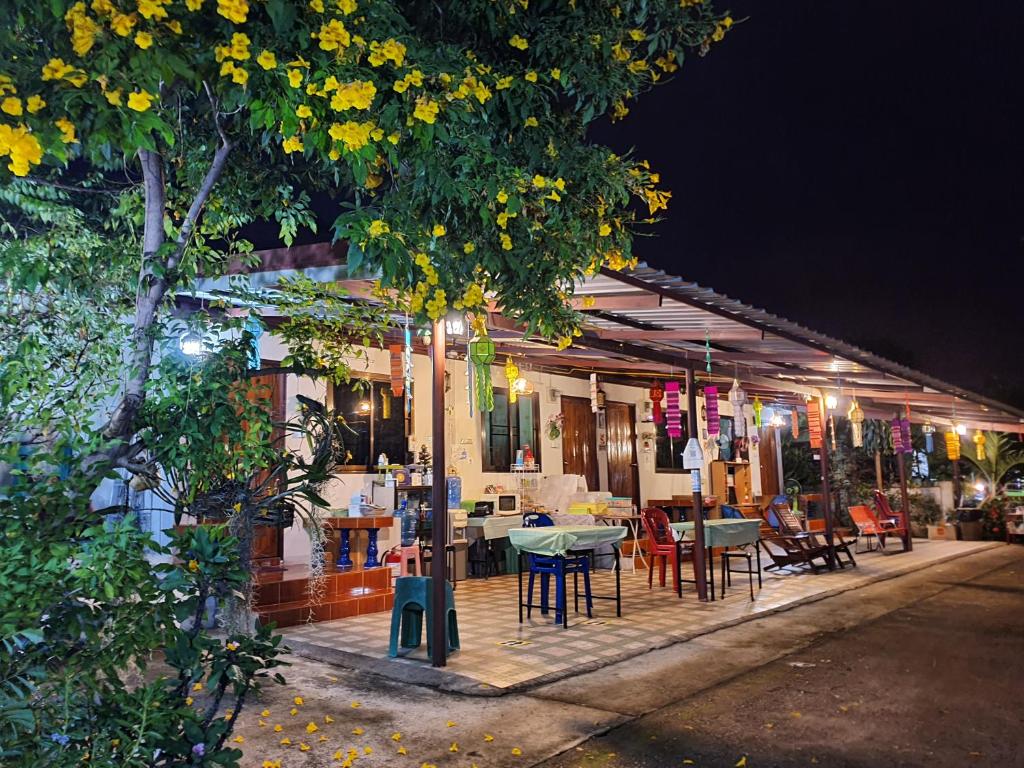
[956,423,967,436]
[444,310,467,338]
[179,332,206,358]
[825,393,838,410]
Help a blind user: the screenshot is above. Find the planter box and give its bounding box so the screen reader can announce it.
[958,521,983,541]
[927,524,953,540]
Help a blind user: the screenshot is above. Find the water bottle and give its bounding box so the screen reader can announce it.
[400,499,417,547]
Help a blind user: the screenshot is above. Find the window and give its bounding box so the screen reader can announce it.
[654,416,690,473]
[331,378,408,471]
[481,388,541,472]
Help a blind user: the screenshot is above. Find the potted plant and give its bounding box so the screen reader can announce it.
[908,494,945,539]
[546,412,564,441]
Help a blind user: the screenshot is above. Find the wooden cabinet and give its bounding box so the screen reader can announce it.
[709,460,753,510]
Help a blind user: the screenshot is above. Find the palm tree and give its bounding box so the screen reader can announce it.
[961,431,1024,499]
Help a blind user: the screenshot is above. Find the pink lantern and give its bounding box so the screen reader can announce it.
[665,381,682,439]
[705,385,720,436]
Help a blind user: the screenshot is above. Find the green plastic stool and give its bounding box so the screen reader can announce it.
[388,576,460,658]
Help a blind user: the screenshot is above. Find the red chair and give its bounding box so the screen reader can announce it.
[871,491,910,552]
[640,507,693,596]
[848,501,906,554]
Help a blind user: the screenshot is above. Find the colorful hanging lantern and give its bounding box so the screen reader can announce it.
[650,381,665,424]
[945,430,961,461]
[752,396,764,429]
[848,400,865,448]
[791,407,801,439]
[891,417,905,454]
[665,381,682,438]
[806,400,823,449]
[389,343,404,397]
[728,379,747,437]
[590,373,599,413]
[468,334,496,412]
[922,422,935,453]
[829,413,837,452]
[381,388,392,420]
[973,430,986,461]
[704,385,720,436]
[505,356,520,403]
[900,418,912,454]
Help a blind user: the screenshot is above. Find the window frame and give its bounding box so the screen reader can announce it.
[330,374,410,473]
[653,411,690,474]
[479,386,542,473]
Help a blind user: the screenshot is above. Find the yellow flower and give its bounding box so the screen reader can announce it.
[91,0,114,13]
[630,28,646,41]
[391,732,402,742]
[367,38,406,66]
[364,746,373,755]
[412,97,439,124]
[229,65,248,85]
[309,0,324,10]
[55,117,76,143]
[511,747,523,756]
[274,724,283,732]
[280,737,291,745]
[192,682,203,691]
[449,742,458,752]
[330,80,376,111]
[225,641,239,651]
[496,190,508,204]
[524,116,538,127]
[324,715,334,723]
[288,69,303,88]
[554,177,566,191]
[328,120,375,151]
[186,0,203,9]
[296,104,313,118]
[509,34,528,50]
[432,224,446,237]
[352,727,364,735]
[127,89,154,112]
[1,98,22,117]
[41,58,73,81]
[165,19,182,33]
[134,31,153,49]
[229,32,251,60]
[551,68,561,79]
[599,223,612,236]
[532,174,546,188]
[306,721,319,733]
[26,95,45,114]
[65,3,100,56]
[137,0,169,20]
[317,19,351,51]
[282,135,303,154]
[217,0,249,23]
[463,242,475,254]
[368,219,390,237]
[257,50,277,70]
[293,696,304,705]
[110,11,136,36]
[484,734,494,742]
[338,0,357,13]
[524,70,537,83]
[261,709,270,717]
[397,746,408,755]
[187,558,199,572]
[262,761,281,768]
[500,233,512,251]
[232,736,244,744]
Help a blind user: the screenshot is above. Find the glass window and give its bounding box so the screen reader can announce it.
[331,379,408,470]
[481,388,541,471]
[654,416,690,473]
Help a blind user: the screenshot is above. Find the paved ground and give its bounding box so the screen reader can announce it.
[232,545,1024,768]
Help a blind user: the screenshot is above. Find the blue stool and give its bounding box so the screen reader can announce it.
[388,576,460,658]
[523,513,593,627]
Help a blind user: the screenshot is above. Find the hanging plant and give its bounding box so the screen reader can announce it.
[546,413,564,441]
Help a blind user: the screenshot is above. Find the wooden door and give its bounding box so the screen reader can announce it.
[561,396,599,492]
[247,367,286,566]
[606,402,640,509]
[758,426,782,499]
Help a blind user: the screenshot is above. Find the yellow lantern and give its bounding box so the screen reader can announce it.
[945,430,961,461]
[505,356,520,403]
[973,430,986,461]
[848,400,865,448]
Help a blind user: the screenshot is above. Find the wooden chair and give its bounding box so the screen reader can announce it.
[769,500,856,569]
[756,501,831,573]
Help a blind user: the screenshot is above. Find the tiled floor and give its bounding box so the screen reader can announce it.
[283,539,996,690]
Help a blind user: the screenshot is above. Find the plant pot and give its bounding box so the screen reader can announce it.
[958,520,983,541]
[910,523,928,539]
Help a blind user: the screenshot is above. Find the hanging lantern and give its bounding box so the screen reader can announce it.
[590,373,599,413]
[389,343,404,397]
[891,417,904,454]
[515,377,535,396]
[791,407,801,439]
[728,379,747,437]
[973,430,986,461]
[650,381,665,424]
[665,381,682,438]
[752,396,764,429]
[705,385,720,436]
[829,414,837,452]
[468,334,496,412]
[945,430,961,461]
[848,400,865,448]
[922,422,935,453]
[806,400,823,449]
[505,356,520,403]
[900,418,912,454]
[381,388,392,420]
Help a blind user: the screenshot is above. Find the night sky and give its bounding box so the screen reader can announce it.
[595,1,1024,407]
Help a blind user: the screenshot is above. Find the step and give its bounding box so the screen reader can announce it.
[257,590,395,628]
[255,565,391,607]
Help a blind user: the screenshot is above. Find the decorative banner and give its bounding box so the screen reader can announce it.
[945,430,961,461]
[752,396,764,429]
[922,422,935,453]
[468,335,496,412]
[665,381,682,438]
[848,400,865,448]
[389,343,404,396]
[505,356,520,404]
[650,381,664,424]
[791,407,801,439]
[704,385,720,436]
[900,418,912,454]
[891,417,905,453]
[806,400,823,449]
[590,373,599,413]
[403,321,413,415]
[973,430,986,461]
[728,379,746,437]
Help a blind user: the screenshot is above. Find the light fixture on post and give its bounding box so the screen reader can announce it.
[444,310,467,339]
[825,393,839,411]
[179,331,206,358]
[768,410,785,429]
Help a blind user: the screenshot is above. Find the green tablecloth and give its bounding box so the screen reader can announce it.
[508,525,627,557]
[670,519,761,548]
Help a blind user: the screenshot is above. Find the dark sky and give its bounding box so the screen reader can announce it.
[595,1,1024,407]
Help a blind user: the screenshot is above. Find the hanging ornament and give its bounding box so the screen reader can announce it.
[945,430,961,461]
[665,381,682,438]
[728,379,747,437]
[848,400,865,448]
[891,417,905,454]
[806,400,823,449]
[922,422,935,453]
[829,413,837,452]
[468,334,496,412]
[791,407,801,439]
[704,329,713,374]
[705,385,720,436]
[505,356,520,403]
[389,343,404,397]
[752,396,764,429]
[900,418,912,454]
[650,381,665,424]
[973,430,986,461]
[381,387,392,420]
[403,319,414,416]
[590,373,599,413]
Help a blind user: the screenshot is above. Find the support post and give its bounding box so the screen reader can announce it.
[817,396,837,569]
[897,451,913,551]
[874,449,884,492]
[773,425,785,496]
[430,319,448,667]
[685,366,708,601]
[952,456,961,509]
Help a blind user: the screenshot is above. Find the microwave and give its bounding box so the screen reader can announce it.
[478,492,521,517]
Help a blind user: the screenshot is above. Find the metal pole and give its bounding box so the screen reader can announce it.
[685,366,708,601]
[773,425,785,496]
[897,451,913,551]
[816,397,837,569]
[430,319,448,667]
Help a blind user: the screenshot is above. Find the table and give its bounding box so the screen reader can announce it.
[670,519,762,601]
[325,516,394,569]
[509,526,627,627]
[466,515,521,540]
[594,511,647,572]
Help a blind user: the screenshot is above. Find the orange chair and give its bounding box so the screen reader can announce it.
[849,501,907,553]
[640,507,694,597]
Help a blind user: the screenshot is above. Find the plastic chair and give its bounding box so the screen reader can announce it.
[398,544,423,577]
[388,576,459,658]
[523,512,592,625]
[640,507,693,597]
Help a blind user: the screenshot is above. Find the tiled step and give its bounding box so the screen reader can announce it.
[254,563,394,628]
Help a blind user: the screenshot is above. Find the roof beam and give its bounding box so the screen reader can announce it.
[593,328,765,342]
